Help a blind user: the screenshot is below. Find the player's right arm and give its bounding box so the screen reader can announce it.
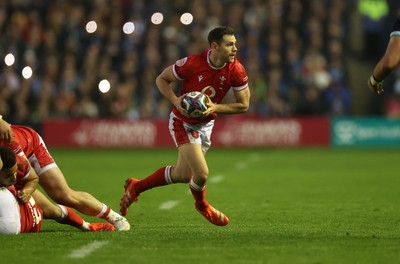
[368,18,400,94]
[156,65,188,116]
[368,36,400,94]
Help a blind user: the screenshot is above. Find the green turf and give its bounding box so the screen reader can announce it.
[2,148,400,264]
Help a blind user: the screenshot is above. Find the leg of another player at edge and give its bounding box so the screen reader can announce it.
[39,167,129,230]
[56,206,115,232]
[32,189,114,232]
[31,189,88,230]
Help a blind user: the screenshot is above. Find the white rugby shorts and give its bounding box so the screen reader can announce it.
[0,188,21,234]
[168,112,214,153]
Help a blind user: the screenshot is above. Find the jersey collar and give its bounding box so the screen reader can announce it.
[207,50,226,70]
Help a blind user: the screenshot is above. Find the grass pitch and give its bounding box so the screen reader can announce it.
[2,147,400,264]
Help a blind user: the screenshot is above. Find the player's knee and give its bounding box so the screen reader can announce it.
[180,175,191,183]
[192,171,208,186]
[41,203,61,219]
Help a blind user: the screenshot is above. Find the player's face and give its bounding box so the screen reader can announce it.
[216,35,237,63]
[0,164,17,187]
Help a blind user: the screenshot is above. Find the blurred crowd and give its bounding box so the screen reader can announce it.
[0,0,392,124]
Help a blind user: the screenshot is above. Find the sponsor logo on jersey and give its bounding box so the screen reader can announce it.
[219,76,226,85]
[176,57,188,67]
[198,75,203,82]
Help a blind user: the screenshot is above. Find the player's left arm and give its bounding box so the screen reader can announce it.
[0,117,13,144]
[205,87,250,115]
[18,172,39,203]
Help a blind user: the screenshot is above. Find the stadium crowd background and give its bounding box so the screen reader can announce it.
[0,0,400,127]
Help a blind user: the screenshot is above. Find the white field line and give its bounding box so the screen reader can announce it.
[249,154,261,163]
[235,161,247,170]
[68,240,109,259]
[209,175,225,183]
[235,153,259,170]
[159,200,180,210]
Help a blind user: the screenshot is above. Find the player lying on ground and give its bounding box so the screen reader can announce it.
[0,146,114,234]
[0,121,130,231]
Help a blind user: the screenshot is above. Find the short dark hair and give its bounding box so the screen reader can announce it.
[0,146,16,170]
[208,26,235,46]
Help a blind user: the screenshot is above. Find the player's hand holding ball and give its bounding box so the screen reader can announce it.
[181,91,209,118]
[202,94,216,117]
[175,94,191,118]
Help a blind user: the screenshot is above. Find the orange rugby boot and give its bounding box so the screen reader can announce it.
[88,223,115,232]
[195,204,229,226]
[120,178,140,216]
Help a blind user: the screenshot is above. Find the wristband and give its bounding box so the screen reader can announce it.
[369,75,382,86]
